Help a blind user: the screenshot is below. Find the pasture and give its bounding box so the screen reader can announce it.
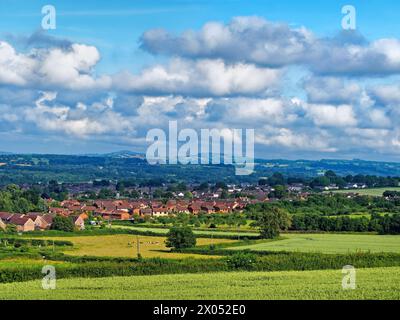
[328,187,400,196]
[114,225,259,238]
[0,267,398,300]
[44,234,235,259]
[229,233,400,254]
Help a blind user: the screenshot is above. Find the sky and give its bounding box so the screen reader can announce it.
[1,0,400,161]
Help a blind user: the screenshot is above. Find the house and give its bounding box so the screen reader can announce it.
[0,212,13,222]
[214,204,230,214]
[140,208,153,217]
[61,199,81,207]
[188,204,201,215]
[0,218,6,231]
[27,213,51,230]
[152,207,170,217]
[201,204,216,214]
[49,207,70,216]
[98,210,131,221]
[8,215,35,232]
[175,205,190,214]
[72,216,85,230]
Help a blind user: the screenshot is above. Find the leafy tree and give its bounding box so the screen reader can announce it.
[254,207,291,239]
[51,216,74,232]
[269,185,287,199]
[165,226,196,249]
[268,173,285,186]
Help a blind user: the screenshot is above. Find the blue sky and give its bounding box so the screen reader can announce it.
[1,0,400,161]
[2,0,400,72]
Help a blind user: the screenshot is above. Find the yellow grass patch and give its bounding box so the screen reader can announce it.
[45,235,234,259]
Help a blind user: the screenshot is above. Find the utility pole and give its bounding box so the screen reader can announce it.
[136,234,140,258]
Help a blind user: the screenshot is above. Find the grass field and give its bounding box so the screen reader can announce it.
[230,233,400,254]
[0,267,398,300]
[44,235,235,259]
[328,187,400,196]
[114,226,259,238]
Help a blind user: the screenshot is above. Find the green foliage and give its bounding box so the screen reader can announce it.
[253,207,291,239]
[166,226,197,249]
[226,252,257,270]
[51,216,74,232]
[0,185,47,213]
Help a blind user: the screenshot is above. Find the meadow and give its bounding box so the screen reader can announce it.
[0,267,398,300]
[114,225,259,238]
[229,233,400,254]
[43,234,235,259]
[328,187,400,196]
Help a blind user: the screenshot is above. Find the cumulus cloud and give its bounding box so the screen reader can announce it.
[0,41,111,90]
[22,92,132,137]
[3,17,400,159]
[114,58,280,97]
[140,16,315,67]
[141,16,400,76]
[305,104,357,127]
[304,77,362,104]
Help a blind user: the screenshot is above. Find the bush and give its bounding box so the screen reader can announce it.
[226,252,257,270]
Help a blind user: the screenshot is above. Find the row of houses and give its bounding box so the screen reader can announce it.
[56,198,258,221]
[0,211,85,232]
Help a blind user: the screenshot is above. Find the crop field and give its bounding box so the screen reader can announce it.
[0,267,398,300]
[44,235,235,259]
[229,233,400,254]
[328,187,400,196]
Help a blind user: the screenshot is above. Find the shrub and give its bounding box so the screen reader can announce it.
[226,252,257,270]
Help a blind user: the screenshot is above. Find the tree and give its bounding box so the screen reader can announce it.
[51,216,75,232]
[269,185,287,199]
[165,226,196,249]
[254,207,291,239]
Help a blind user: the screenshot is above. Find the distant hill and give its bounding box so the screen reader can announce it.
[1,152,400,185]
[83,150,146,159]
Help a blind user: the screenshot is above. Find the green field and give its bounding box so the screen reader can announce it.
[230,233,400,254]
[328,187,400,196]
[0,267,398,300]
[114,226,259,238]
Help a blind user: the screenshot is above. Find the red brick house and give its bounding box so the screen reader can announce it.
[8,215,35,232]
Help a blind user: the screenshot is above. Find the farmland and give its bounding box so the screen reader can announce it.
[328,187,400,196]
[113,225,259,238]
[0,267,398,300]
[229,233,400,254]
[43,235,235,259]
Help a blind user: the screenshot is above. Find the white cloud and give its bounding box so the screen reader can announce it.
[0,41,111,90]
[23,92,132,137]
[305,104,357,127]
[114,58,280,97]
[141,17,400,76]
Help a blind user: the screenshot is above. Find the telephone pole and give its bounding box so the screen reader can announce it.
[136,234,140,258]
